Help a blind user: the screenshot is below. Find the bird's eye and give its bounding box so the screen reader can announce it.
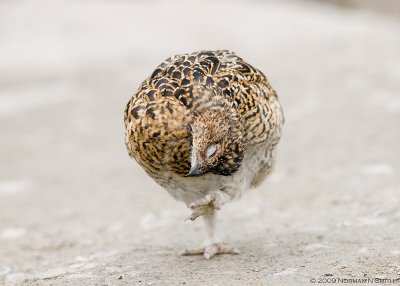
[206,144,217,157]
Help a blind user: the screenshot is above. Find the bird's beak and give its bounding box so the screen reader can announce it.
[186,163,201,177]
[187,144,202,177]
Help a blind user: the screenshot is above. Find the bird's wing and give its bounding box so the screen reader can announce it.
[125,87,192,177]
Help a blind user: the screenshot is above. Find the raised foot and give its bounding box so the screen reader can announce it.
[185,192,229,221]
[179,243,240,259]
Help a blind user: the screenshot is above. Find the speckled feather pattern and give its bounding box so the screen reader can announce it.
[125,50,284,204]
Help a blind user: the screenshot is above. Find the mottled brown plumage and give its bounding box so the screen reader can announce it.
[124,50,284,259]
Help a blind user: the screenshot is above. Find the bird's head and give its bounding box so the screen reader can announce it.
[187,105,246,177]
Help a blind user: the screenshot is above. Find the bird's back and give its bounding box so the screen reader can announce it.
[125,50,283,185]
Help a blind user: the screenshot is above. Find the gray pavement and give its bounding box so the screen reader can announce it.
[0,0,399,285]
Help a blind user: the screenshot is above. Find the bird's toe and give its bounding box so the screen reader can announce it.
[179,247,205,256]
[185,205,209,221]
[180,243,240,260]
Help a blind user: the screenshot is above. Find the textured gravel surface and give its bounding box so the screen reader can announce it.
[0,0,399,285]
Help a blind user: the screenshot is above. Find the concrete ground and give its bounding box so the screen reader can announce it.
[0,0,399,285]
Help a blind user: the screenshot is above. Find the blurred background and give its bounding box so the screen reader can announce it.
[1,0,399,285]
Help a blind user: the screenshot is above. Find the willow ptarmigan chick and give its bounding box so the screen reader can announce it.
[124,50,284,259]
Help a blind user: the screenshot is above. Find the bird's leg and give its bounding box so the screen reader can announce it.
[180,211,240,259]
[180,192,240,259]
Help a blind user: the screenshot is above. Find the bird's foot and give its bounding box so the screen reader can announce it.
[185,205,211,221]
[185,192,228,221]
[179,242,240,259]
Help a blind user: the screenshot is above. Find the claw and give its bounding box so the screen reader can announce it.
[184,213,196,222]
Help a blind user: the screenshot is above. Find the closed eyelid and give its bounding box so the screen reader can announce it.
[206,144,217,157]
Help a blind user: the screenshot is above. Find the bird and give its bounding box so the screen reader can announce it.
[124,50,284,259]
